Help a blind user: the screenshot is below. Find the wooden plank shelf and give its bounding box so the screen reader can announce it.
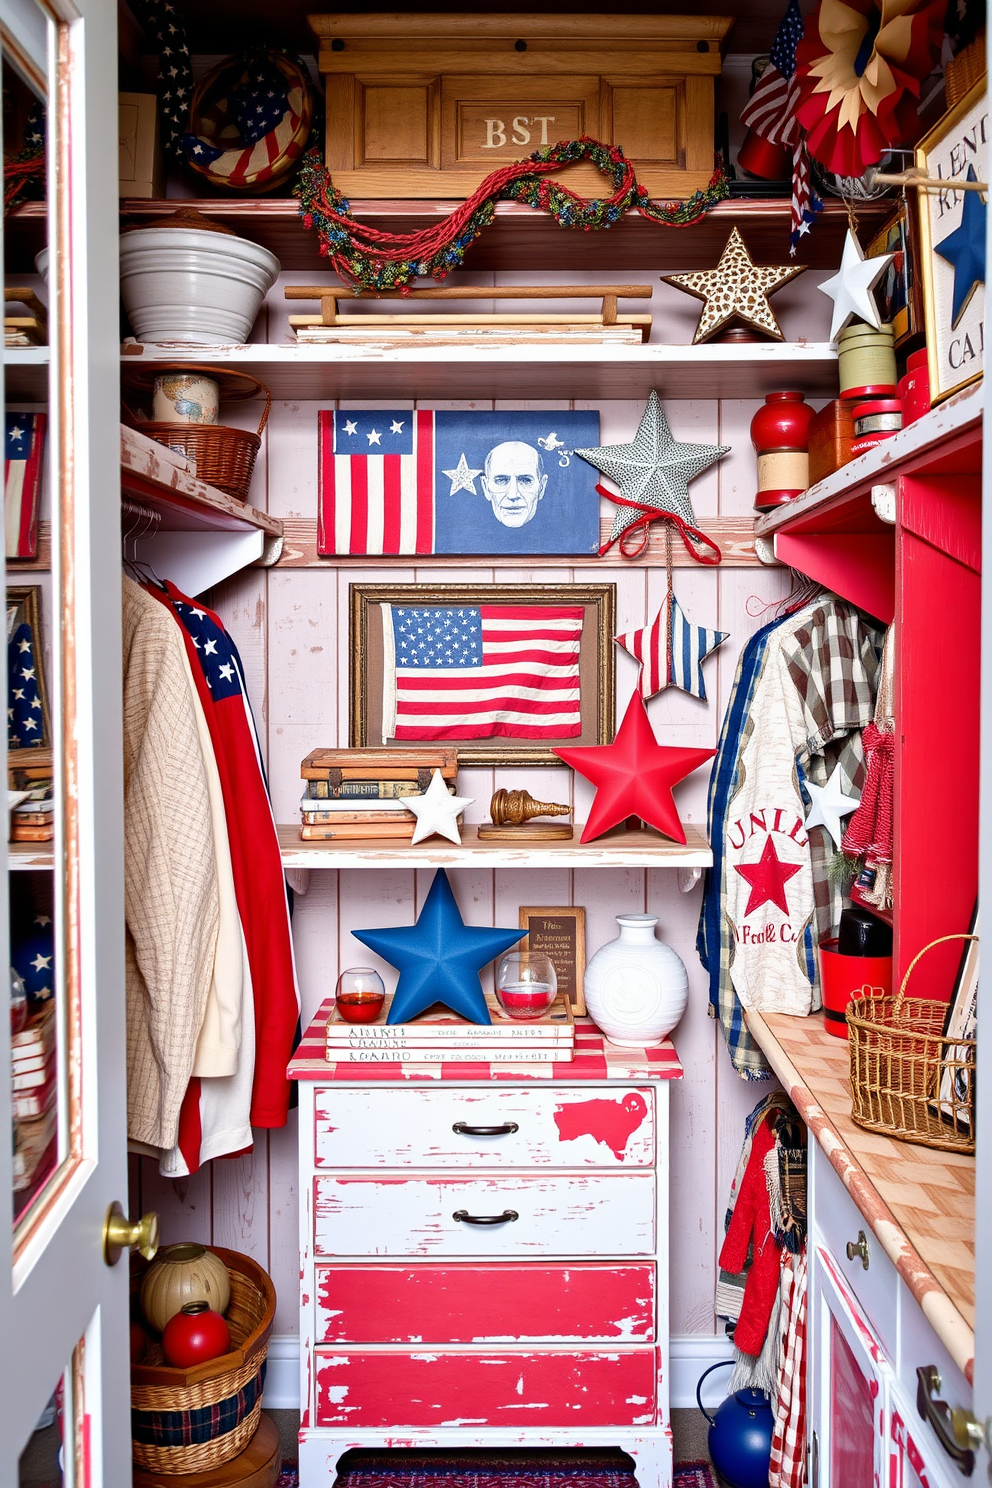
[8,840,54,871]
[277,820,712,869]
[121,341,839,402]
[105,197,888,275]
[275,513,768,568]
[120,425,283,541]
[5,346,50,399]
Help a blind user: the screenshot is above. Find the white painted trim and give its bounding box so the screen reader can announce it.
[261,1333,736,1413]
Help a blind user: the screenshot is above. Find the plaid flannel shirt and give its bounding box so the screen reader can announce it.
[699,599,880,1078]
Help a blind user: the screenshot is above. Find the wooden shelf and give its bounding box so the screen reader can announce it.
[106,197,887,275]
[121,341,838,402]
[278,820,711,869]
[5,346,49,399]
[8,840,54,871]
[120,425,282,539]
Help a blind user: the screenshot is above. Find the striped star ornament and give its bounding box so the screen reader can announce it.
[617,592,728,702]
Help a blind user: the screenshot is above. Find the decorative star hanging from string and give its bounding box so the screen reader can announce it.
[616,592,728,702]
[575,391,729,547]
[663,227,806,343]
[935,166,987,329]
[817,228,894,343]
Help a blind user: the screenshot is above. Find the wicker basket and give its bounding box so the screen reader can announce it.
[131,366,271,505]
[847,935,977,1154]
[131,1246,275,1475]
[944,34,986,108]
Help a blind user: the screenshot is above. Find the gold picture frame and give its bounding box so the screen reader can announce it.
[915,76,988,404]
[865,204,922,349]
[519,906,587,1015]
[350,582,616,767]
[7,583,51,757]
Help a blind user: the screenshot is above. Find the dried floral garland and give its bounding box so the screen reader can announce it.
[3,104,45,216]
[294,138,730,292]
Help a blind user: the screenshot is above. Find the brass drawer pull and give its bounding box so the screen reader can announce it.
[452,1121,519,1136]
[916,1365,976,1474]
[453,1209,519,1226]
[846,1230,870,1270]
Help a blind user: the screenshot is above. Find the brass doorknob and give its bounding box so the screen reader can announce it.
[103,1201,159,1267]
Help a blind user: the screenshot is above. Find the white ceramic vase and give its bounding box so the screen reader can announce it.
[119,226,280,345]
[583,913,688,1047]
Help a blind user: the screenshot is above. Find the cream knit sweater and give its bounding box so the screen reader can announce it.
[122,578,219,1149]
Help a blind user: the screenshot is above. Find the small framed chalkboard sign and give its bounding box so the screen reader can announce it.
[519,906,586,1016]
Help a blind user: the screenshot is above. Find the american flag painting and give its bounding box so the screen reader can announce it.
[5,413,46,560]
[381,604,585,741]
[318,408,600,557]
[7,620,45,749]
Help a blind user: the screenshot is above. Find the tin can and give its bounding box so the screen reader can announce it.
[850,397,902,457]
[837,323,896,398]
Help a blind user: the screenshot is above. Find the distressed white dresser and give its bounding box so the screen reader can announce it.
[289,999,683,1486]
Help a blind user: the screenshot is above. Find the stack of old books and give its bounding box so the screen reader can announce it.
[12,1003,56,1192]
[9,750,54,842]
[300,747,459,841]
[325,993,575,1063]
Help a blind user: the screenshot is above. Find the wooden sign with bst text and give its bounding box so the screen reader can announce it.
[311,12,732,199]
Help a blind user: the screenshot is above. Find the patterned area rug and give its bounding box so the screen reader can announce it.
[276,1454,717,1487]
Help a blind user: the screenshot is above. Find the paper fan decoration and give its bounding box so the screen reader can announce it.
[794,0,945,177]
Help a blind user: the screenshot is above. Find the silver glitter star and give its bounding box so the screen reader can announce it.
[575,391,729,543]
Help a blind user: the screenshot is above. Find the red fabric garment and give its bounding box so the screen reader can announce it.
[145,584,299,1150]
[718,1117,782,1357]
[842,722,894,862]
[769,1248,808,1488]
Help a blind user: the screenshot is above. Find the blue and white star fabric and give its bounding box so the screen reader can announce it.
[8,622,45,749]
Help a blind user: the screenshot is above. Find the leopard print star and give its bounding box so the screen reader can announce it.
[664,227,805,344]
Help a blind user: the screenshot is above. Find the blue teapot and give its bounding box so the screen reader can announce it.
[696,1361,774,1488]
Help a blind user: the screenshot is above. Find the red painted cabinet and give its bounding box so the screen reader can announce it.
[291,1007,681,1487]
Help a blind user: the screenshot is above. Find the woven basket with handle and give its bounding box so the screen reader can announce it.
[847,934,977,1154]
[127,365,271,506]
[130,1246,275,1474]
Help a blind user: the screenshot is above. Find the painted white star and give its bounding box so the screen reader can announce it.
[804,768,861,849]
[818,229,895,344]
[203,639,218,655]
[367,428,382,446]
[400,768,474,846]
[441,452,484,495]
[30,953,51,972]
[390,420,405,434]
[17,639,30,653]
[23,718,37,731]
[218,663,235,681]
[343,419,358,436]
[9,425,23,440]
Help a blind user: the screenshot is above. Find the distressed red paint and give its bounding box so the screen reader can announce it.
[314,1348,657,1427]
[315,1263,656,1344]
[552,1093,649,1159]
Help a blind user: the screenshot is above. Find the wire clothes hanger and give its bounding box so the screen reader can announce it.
[121,498,165,587]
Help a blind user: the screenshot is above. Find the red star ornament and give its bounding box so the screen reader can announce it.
[734,835,803,917]
[555,691,716,845]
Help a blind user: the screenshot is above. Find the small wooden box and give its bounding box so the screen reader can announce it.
[807,399,857,487]
[311,11,732,200]
[119,92,164,199]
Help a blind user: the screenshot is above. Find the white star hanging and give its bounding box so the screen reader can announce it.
[401,768,475,846]
[442,452,484,496]
[617,592,728,702]
[575,390,729,546]
[818,230,895,344]
[804,768,861,848]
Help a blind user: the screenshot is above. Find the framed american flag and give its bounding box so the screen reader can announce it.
[350,583,616,767]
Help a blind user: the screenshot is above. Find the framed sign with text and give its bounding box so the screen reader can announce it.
[916,77,987,404]
[519,906,586,1015]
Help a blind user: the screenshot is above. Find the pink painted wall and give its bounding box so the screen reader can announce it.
[132,265,833,1339]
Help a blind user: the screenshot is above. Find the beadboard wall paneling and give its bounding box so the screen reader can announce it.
[132,259,830,1340]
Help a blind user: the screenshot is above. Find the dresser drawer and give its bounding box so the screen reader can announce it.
[313,1088,655,1168]
[812,1144,898,1360]
[315,1263,656,1343]
[313,1173,656,1256]
[314,1347,658,1427]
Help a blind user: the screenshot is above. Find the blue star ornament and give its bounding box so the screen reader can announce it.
[935,167,987,328]
[354,869,526,1025]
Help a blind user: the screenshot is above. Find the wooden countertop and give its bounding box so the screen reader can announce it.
[746,1009,975,1383]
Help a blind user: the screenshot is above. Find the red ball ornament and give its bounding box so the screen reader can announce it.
[555,691,716,844]
[161,1300,231,1368]
[129,1320,148,1365]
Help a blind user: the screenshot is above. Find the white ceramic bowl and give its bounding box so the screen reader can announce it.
[119,226,280,345]
[34,248,49,283]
